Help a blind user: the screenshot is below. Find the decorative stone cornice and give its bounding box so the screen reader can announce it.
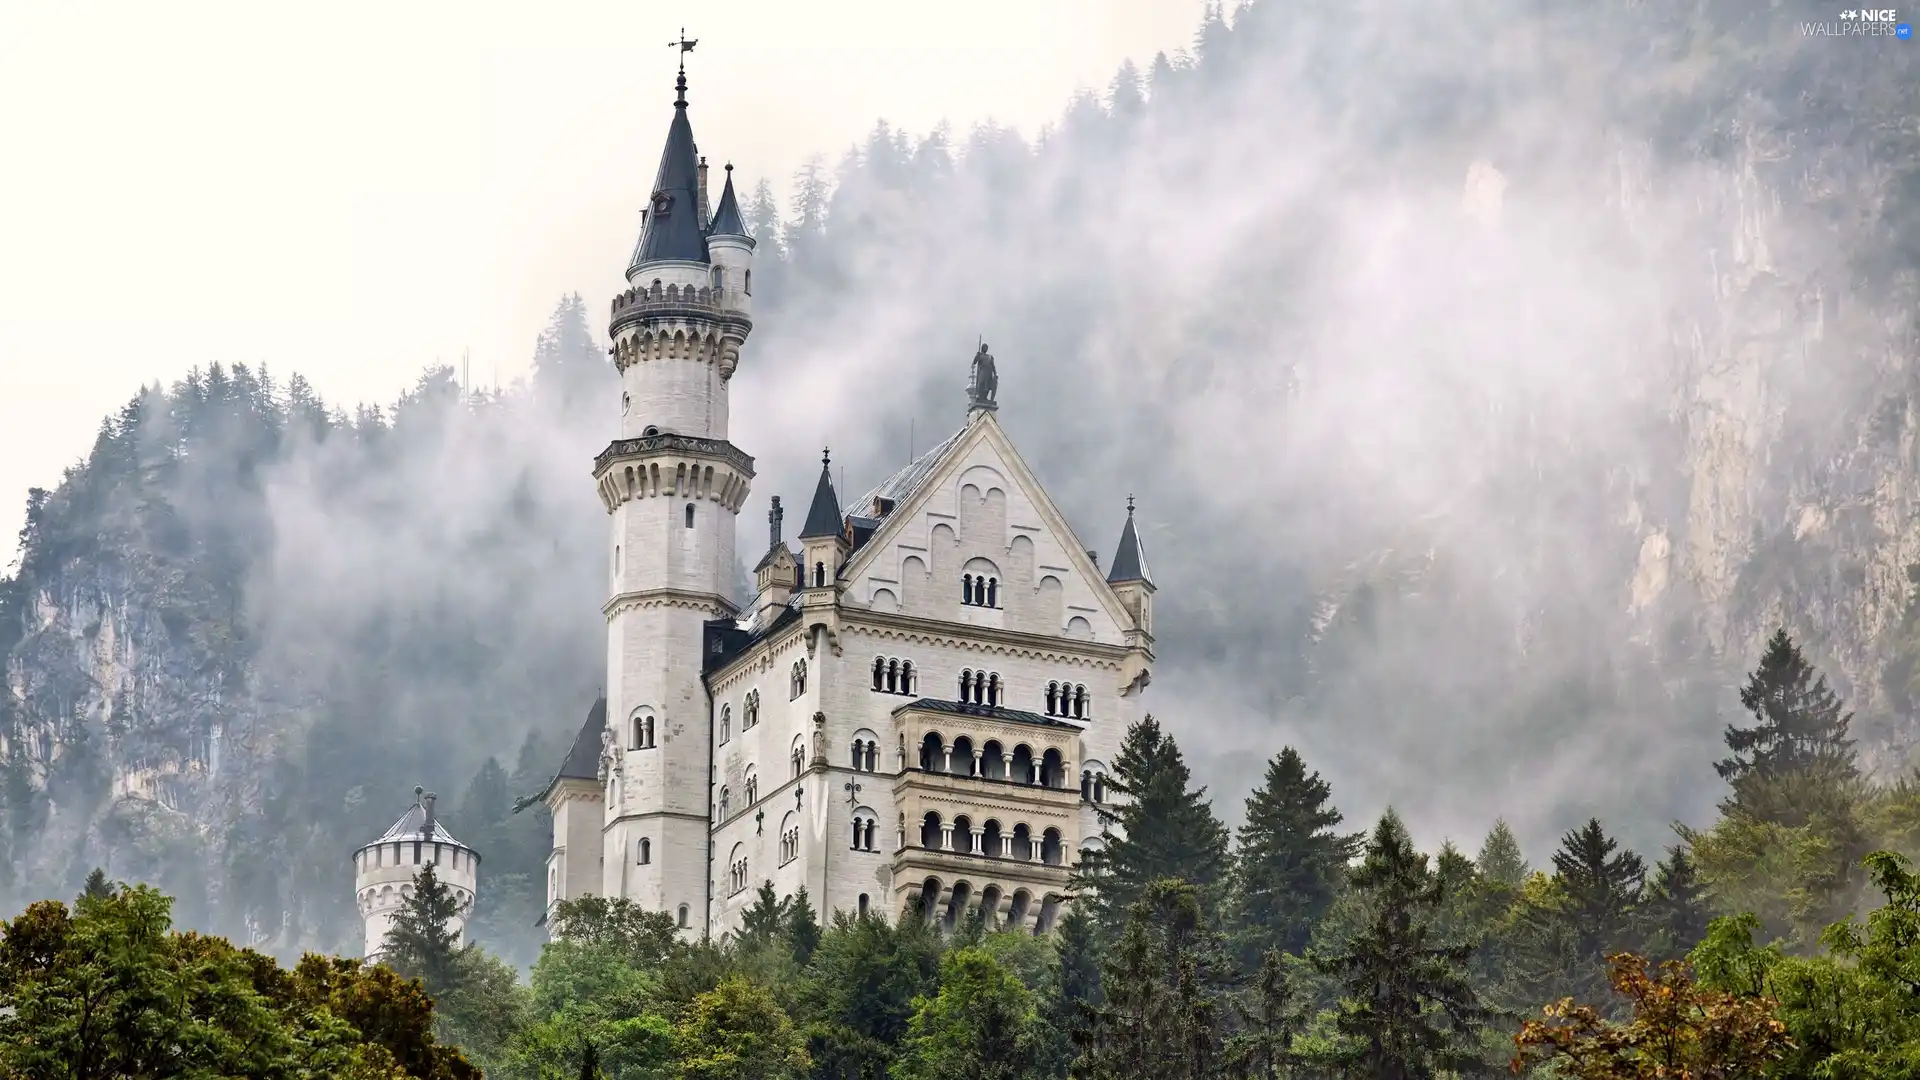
[843,615,1129,670]
[604,589,737,621]
[594,435,754,514]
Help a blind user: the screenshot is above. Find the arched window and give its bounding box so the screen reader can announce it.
[987,673,1000,706]
[639,838,651,864]
[852,806,877,851]
[792,735,806,779]
[1045,681,1059,716]
[744,690,760,727]
[986,577,998,607]
[677,904,690,928]
[959,669,974,702]
[814,561,827,588]
[719,706,730,745]
[1074,685,1088,719]
[962,574,975,605]
[685,503,695,528]
[872,656,885,691]
[712,267,724,291]
[719,786,731,819]
[886,658,899,693]
[745,768,759,805]
[791,659,808,699]
[858,893,869,917]
[744,269,752,295]
[901,660,915,695]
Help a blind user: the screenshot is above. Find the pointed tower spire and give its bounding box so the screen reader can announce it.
[768,494,784,548]
[709,163,748,237]
[801,449,843,539]
[630,38,710,270]
[1106,495,1152,584]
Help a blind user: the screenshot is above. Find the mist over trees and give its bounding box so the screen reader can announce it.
[1,0,1919,972]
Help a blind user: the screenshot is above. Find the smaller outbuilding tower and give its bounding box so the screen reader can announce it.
[352,786,481,960]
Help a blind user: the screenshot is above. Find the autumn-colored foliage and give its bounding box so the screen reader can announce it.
[1511,952,1790,1078]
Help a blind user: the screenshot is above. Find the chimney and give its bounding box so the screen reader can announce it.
[1087,550,1100,569]
[422,791,437,839]
[697,156,710,224]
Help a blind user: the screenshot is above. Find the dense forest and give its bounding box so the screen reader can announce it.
[4,0,1920,1017]
[7,633,1920,1076]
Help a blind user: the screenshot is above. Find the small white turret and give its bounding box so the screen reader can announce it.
[706,162,755,317]
[352,787,481,960]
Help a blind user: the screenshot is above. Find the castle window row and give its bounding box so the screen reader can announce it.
[790,659,808,700]
[849,738,879,773]
[916,812,1065,866]
[1045,682,1088,719]
[961,573,999,608]
[726,854,748,896]
[778,824,800,866]
[790,737,805,779]
[871,656,918,696]
[958,669,1002,706]
[917,732,1067,789]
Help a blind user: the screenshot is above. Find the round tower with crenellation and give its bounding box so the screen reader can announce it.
[351,786,480,960]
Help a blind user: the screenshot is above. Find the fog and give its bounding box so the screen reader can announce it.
[10,0,1912,939]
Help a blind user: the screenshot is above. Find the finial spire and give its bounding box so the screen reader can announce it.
[667,28,698,105]
[1127,494,1135,515]
[822,447,831,467]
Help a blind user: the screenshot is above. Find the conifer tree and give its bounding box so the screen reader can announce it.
[1075,716,1229,927]
[80,867,113,900]
[1718,629,1856,784]
[786,887,822,965]
[1229,746,1357,961]
[1474,820,1527,888]
[382,862,466,997]
[1644,845,1711,962]
[1073,879,1230,1080]
[1308,810,1490,1079]
[1223,950,1304,1080]
[1511,818,1647,1007]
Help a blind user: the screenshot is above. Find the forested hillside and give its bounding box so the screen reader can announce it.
[4,0,1920,968]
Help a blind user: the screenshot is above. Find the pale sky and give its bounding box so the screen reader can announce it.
[0,0,1208,570]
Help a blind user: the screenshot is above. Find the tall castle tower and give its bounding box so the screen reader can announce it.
[351,787,480,959]
[591,57,756,932]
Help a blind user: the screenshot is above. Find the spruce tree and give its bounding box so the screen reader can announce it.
[786,887,822,965]
[1229,746,1358,961]
[1511,819,1646,1008]
[1073,879,1230,1080]
[1308,810,1490,1080]
[80,867,114,900]
[381,862,465,997]
[1644,846,1711,962]
[1223,950,1304,1080]
[1474,820,1527,888]
[1075,716,1229,927]
[1718,629,1856,783]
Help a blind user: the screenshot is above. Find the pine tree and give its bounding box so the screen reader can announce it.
[1073,879,1230,1080]
[1474,820,1527,888]
[1223,950,1304,1080]
[530,293,611,415]
[1308,810,1490,1080]
[1229,745,1357,960]
[786,887,822,965]
[1075,716,1230,927]
[1644,846,1711,962]
[738,882,791,950]
[80,867,113,900]
[1718,629,1856,783]
[381,862,466,997]
[1511,818,1647,1009]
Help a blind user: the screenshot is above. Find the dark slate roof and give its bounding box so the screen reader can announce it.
[370,802,467,849]
[846,427,965,519]
[752,542,794,574]
[708,166,748,237]
[800,459,843,539]
[894,697,1085,731]
[630,89,710,268]
[519,696,605,810]
[1107,508,1152,584]
[704,605,801,676]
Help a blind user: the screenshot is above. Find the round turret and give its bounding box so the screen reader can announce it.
[351,787,480,960]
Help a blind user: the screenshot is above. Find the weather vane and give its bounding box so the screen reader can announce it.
[668,28,697,73]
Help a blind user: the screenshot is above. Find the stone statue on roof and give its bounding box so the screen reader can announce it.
[969,342,998,409]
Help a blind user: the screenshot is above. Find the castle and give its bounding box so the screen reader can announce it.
[526,64,1156,940]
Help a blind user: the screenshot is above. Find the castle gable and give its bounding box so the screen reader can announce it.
[839,414,1131,644]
